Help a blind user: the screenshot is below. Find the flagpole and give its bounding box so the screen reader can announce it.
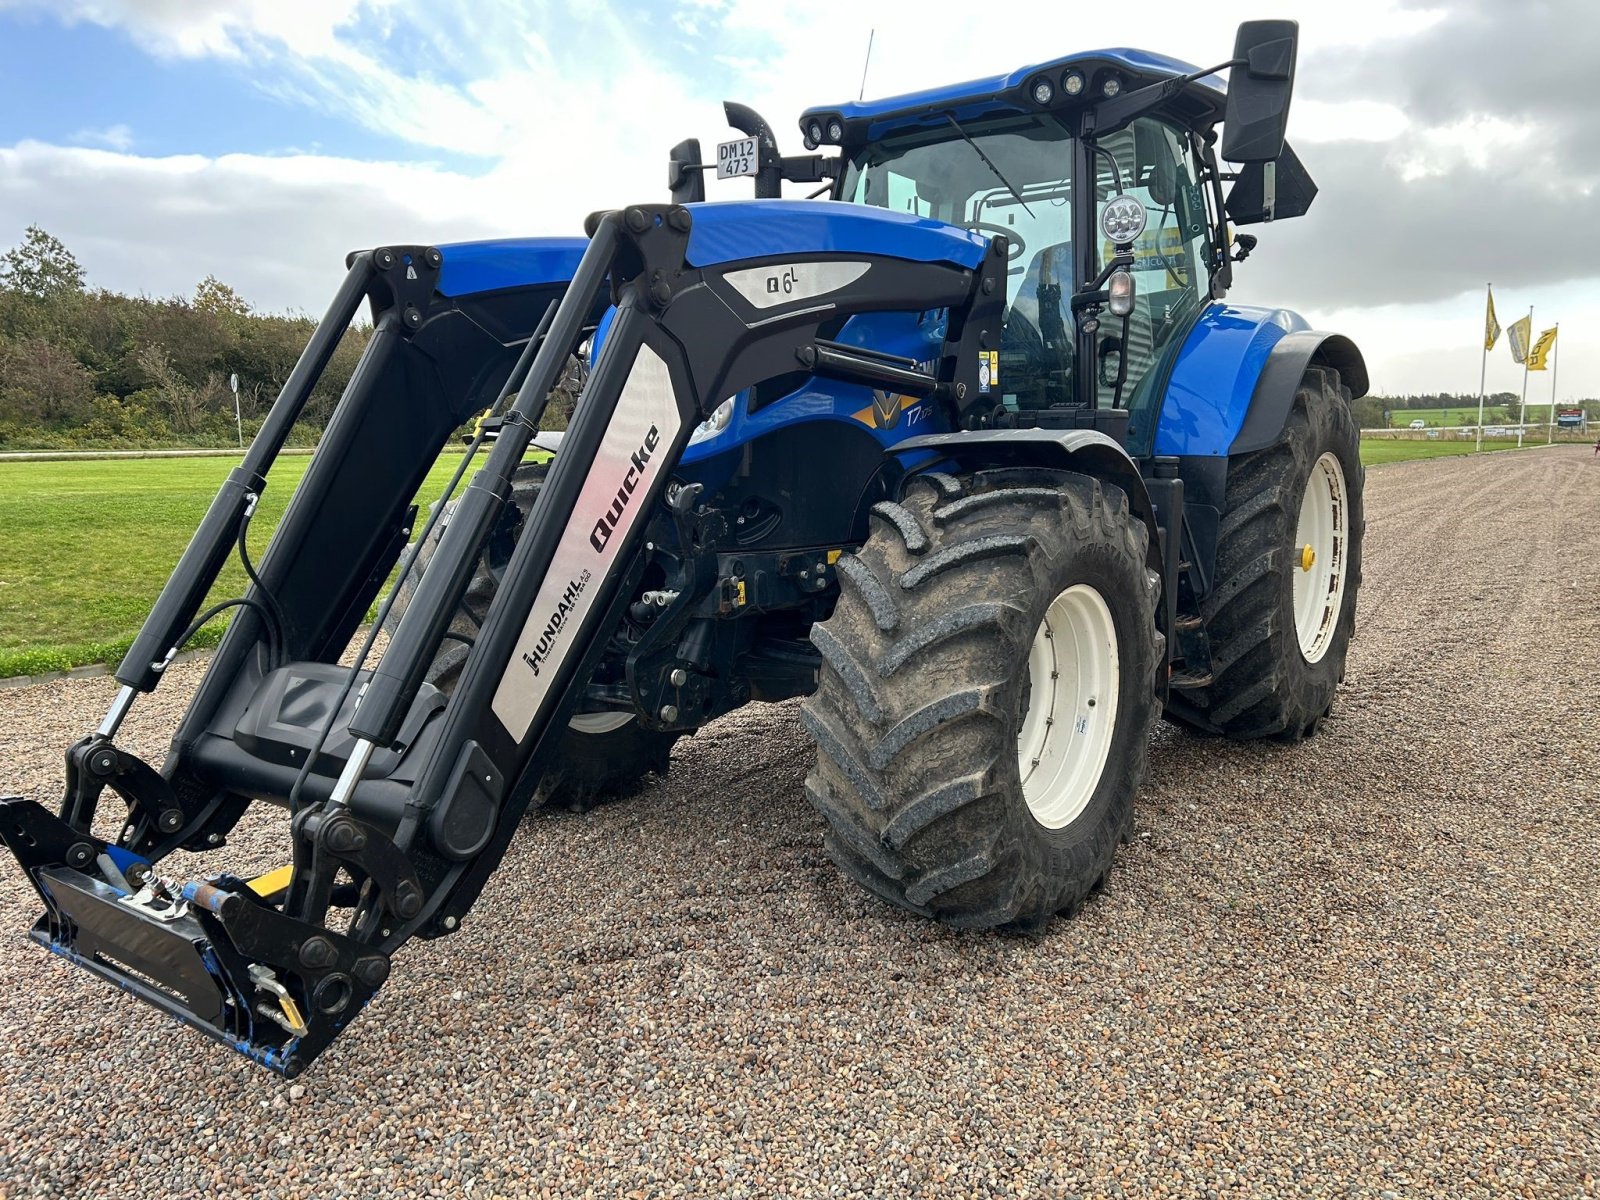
[1518,304,1532,448]
[1476,283,1489,452]
[1547,322,1559,445]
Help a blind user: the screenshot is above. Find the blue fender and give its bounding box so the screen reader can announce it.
[1153,303,1368,458]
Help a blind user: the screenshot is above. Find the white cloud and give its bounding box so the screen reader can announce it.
[0,0,369,58]
[1288,99,1410,145]
[0,141,496,311]
[0,0,1593,398]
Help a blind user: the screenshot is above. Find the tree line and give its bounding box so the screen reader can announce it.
[0,225,370,449]
[4,224,1594,447]
[1358,390,1599,429]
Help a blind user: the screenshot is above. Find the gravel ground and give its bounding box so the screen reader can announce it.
[0,446,1596,1199]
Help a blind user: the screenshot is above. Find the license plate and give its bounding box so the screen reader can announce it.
[716,138,759,179]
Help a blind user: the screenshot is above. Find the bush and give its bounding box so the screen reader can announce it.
[0,224,372,450]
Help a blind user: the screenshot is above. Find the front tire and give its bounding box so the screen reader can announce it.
[801,468,1162,929]
[388,461,678,811]
[1184,365,1365,739]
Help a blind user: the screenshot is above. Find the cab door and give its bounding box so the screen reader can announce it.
[1089,118,1214,414]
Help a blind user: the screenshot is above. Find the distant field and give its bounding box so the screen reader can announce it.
[1384,406,1509,427]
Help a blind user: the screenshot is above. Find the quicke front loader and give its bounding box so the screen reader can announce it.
[1,20,1366,1075]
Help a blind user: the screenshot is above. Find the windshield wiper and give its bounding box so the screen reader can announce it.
[943,113,1033,218]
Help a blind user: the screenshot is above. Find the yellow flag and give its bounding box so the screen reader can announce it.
[1484,287,1501,351]
[1507,314,1532,364]
[1527,326,1557,371]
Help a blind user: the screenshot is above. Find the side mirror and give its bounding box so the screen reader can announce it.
[1221,19,1298,163]
[668,139,706,205]
[1225,141,1318,224]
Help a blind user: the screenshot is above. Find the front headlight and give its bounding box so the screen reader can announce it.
[688,396,736,445]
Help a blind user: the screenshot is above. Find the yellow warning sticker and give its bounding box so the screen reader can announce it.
[978,349,999,395]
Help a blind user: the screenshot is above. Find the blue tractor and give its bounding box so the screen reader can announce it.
[0,20,1363,1074]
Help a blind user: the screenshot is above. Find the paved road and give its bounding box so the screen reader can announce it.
[0,446,1595,1198]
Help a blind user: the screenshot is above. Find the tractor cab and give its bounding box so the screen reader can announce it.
[672,22,1314,449]
[836,106,1215,420]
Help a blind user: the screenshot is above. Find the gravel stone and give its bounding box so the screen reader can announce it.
[0,446,1596,1198]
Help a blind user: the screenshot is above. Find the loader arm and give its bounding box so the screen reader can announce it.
[0,200,1004,1076]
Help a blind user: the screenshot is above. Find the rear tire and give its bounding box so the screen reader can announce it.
[801,468,1162,929]
[1183,366,1364,739]
[389,461,678,811]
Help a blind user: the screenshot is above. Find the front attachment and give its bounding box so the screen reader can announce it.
[0,201,1006,1075]
[0,796,384,1075]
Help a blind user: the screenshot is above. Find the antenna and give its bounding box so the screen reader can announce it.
[858,28,875,101]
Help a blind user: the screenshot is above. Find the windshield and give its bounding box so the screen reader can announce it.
[843,115,1077,407]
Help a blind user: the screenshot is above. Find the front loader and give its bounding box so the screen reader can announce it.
[1,20,1367,1076]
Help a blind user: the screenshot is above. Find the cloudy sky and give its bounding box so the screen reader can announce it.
[0,0,1591,402]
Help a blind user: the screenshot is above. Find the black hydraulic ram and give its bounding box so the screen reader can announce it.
[0,203,1007,1075]
[116,255,379,698]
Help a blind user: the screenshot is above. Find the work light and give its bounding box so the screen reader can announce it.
[1102,75,1122,97]
[1061,70,1085,96]
[827,120,844,142]
[1100,194,1146,245]
[689,397,736,445]
[1108,269,1136,317]
[1032,78,1054,105]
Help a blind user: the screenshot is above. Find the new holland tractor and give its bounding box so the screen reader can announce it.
[0,20,1363,1075]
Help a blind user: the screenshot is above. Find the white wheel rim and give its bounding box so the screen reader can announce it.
[1017,584,1120,830]
[1292,452,1350,664]
[568,712,634,735]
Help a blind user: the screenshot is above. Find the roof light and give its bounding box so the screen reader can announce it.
[1101,75,1122,98]
[804,119,823,151]
[1061,70,1085,97]
[1031,77,1054,106]
[827,119,844,142]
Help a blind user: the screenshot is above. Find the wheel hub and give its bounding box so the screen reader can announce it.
[1292,451,1349,663]
[567,712,635,735]
[1016,584,1120,830]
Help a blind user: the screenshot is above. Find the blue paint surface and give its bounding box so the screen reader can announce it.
[434,201,986,299]
[804,47,1225,135]
[1153,304,1309,457]
[435,238,589,297]
[678,308,953,480]
[684,200,988,270]
[102,844,148,875]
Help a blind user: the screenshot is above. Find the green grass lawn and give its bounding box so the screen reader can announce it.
[1358,436,1536,465]
[0,437,1556,677]
[1385,406,1509,427]
[0,455,474,678]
